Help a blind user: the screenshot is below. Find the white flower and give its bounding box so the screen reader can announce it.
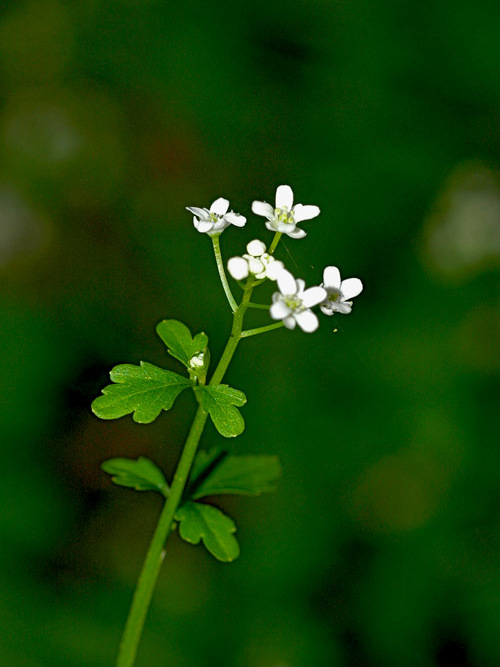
[227,239,285,281]
[186,197,246,236]
[270,269,327,332]
[320,266,363,315]
[251,185,320,239]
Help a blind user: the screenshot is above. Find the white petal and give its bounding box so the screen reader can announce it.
[285,227,307,239]
[247,239,266,256]
[210,197,229,215]
[293,204,320,222]
[265,260,285,280]
[265,220,278,232]
[270,300,291,320]
[275,185,293,209]
[209,223,229,237]
[294,309,319,332]
[276,220,295,233]
[186,206,209,219]
[227,257,249,280]
[336,301,352,314]
[340,278,363,300]
[225,212,246,227]
[301,286,327,308]
[194,219,213,233]
[320,302,334,316]
[277,269,297,295]
[296,279,306,294]
[248,257,265,275]
[327,300,352,314]
[323,266,341,290]
[283,315,296,329]
[251,201,274,219]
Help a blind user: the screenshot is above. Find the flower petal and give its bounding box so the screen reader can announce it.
[285,227,307,239]
[248,257,265,275]
[293,204,320,222]
[252,201,274,219]
[277,269,297,295]
[275,185,293,210]
[210,197,229,215]
[296,279,306,294]
[320,303,334,316]
[341,278,363,300]
[265,260,284,280]
[265,220,278,232]
[301,286,327,308]
[211,218,229,232]
[276,220,296,233]
[186,206,209,219]
[227,257,249,280]
[283,315,296,329]
[270,300,291,320]
[294,310,319,332]
[323,266,341,290]
[194,219,213,233]
[335,301,352,314]
[247,239,266,256]
[225,211,246,227]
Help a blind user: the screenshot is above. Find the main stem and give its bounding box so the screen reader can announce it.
[115,280,254,667]
[115,407,208,667]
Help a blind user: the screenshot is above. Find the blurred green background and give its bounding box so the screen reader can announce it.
[1,0,500,665]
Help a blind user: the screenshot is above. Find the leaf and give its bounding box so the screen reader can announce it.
[156,320,208,368]
[195,385,246,438]
[175,501,240,562]
[185,448,229,499]
[101,457,169,496]
[92,361,192,423]
[190,447,229,485]
[191,449,281,499]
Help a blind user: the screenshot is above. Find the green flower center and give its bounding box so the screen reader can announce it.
[274,206,295,225]
[328,290,341,303]
[209,212,222,223]
[284,295,302,310]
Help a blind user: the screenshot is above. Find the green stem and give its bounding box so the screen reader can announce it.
[212,235,238,313]
[241,322,284,338]
[210,278,253,385]
[247,302,270,310]
[268,232,282,255]
[115,278,255,667]
[116,407,208,667]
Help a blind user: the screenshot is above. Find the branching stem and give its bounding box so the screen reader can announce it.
[115,278,255,667]
[247,302,270,310]
[241,322,284,338]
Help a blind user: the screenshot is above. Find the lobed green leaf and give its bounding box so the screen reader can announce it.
[156,319,208,368]
[101,457,169,496]
[195,384,246,438]
[190,448,281,499]
[175,501,239,562]
[92,361,192,423]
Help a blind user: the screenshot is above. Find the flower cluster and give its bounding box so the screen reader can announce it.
[227,240,284,281]
[187,185,363,333]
